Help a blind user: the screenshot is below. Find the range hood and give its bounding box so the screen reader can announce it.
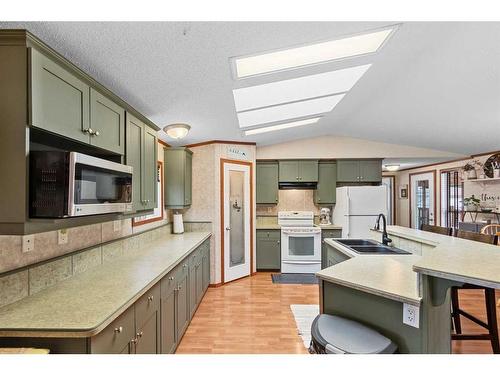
[279,181,317,190]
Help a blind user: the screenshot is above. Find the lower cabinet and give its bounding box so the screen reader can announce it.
[326,245,350,267]
[256,230,281,270]
[321,229,342,269]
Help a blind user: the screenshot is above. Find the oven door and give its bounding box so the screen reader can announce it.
[69,152,133,216]
[281,229,321,262]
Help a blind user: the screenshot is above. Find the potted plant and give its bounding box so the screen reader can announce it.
[463,195,481,211]
[462,159,483,179]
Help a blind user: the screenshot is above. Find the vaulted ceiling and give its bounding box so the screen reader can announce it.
[2,21,499,155]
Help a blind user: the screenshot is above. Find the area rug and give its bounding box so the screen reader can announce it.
[290,304,320,349]
[271,273,319,284]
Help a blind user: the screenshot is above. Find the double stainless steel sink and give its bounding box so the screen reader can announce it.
[335,239,411,255]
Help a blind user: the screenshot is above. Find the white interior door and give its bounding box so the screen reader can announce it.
[410,172,435,229]
[223,163,251,283]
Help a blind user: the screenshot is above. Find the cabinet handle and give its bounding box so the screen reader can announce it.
[296,177,299,180]
[169,276,174,281]
[114,326,123,333]
[147,295,154,302]
[93,130,100,137]
[136,331,143,338]
[83,128,95,135]
[131,338,138,345]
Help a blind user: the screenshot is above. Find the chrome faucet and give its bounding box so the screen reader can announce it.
[375,214,392,246]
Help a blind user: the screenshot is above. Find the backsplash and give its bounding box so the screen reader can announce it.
[0,220,212,309]
[256,189,328,216]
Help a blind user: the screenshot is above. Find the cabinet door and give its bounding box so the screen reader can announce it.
[256,163,279,204]
[160,287,177,354]
[189,261,197,318]
[184,151,193,206]
[143,126,158,210]
[89,88,125,154]
[256,230,281,270]
[126,114,143,211]
[314,162,337,204]
[176,263,190,340]
[278,161,299,182]
[135,312,159,354]
[90,306,135,354]
[359,160,382,182]
[337,160,360,182]
[298,160,319,182]
[202,242,210,291]
[30,48,90,143]
[195,261,203,305]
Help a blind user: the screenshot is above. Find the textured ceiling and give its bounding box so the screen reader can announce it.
[1,21,499,155]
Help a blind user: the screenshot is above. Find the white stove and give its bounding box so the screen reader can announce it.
[278,211,321,274]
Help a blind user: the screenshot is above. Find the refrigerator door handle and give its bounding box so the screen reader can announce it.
[346,191,351,238]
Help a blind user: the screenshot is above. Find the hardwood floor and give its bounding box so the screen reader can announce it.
[176,272,500,354]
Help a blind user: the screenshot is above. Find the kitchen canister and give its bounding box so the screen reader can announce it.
[173,212,184,234]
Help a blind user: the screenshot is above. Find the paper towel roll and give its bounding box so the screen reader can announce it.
[173,213,184,234]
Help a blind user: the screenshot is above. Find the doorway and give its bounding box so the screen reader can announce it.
[410,171,436,229]
[221,159,253,283]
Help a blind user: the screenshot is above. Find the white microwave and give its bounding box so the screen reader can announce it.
[30,151,133,218]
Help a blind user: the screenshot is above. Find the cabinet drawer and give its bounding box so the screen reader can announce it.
[189,247,202,267]
[321,230,342,239]
[91,306,135,354]
[161,269,177,297]
[135,282,160,329]
[257,230,280,240]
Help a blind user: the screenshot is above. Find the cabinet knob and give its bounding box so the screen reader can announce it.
[277,240,280,244]
[147,295,154,302]
[131,338,138,345]
[178,285,182,290]
[136,331,143,338]
[169,276,174,281]
[94,130,100,137]
[83,128,95,135]
[114,326,123,333]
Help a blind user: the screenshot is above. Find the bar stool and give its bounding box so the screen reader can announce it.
[452,230,499,353]
[420,223,453,236]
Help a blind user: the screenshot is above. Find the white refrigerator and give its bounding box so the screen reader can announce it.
[333,186,388,238]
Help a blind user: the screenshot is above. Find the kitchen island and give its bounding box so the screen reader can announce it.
[316,225,500,353]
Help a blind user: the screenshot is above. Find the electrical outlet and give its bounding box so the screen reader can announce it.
[58,229,68,245]
[403,303,420,328]
[113,220,121,232]
[22,235,35,253]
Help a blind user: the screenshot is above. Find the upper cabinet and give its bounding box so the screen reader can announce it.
[337,159,382,183]
[256,162,279,204]
[126,114,158,212]
[164,148,193,209]
[314,162,337,205]
[278,160,319,183]
[30,48,126,155]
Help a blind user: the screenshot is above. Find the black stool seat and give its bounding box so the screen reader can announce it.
[309,314,398,354]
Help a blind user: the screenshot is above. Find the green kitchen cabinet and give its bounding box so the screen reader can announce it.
[337,159,382,183]
[278,160,319,183]
[126,113,158,212]
[164,148,193,209]
[175,261,190,340]
[314,162,337,205]
[30,48,90,144]
[160,274,177,354]
[256,162,279,204]
[256,230,281,270]
[321,229,342,269]
[89,88,125,154]
[202,241,210,291]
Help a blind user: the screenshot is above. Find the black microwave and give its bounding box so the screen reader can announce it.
[30,151,133,218]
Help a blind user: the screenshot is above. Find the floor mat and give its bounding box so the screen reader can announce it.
[271,273,319,285]
[290,304,320,349]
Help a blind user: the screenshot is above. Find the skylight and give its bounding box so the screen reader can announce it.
[232,27,395,78]
[233,64,371,112]
[237,94,345,128]
[244,117,321,136]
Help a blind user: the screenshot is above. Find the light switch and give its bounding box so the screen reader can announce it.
[403,303,420,328]
[113,220,121,232]
[22,235,35,253]
[58,229,68,245]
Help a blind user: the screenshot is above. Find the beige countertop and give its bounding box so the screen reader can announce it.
[318,238,421,305]
[0,231,211,338]
[317,225,500,305]
[256,224,281,230]
[315,224,343,230]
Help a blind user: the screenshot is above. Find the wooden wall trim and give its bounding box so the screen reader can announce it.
[219,158,254,285]
[187,140,256,148]
[157,139,170,148]
[408,170,437,229]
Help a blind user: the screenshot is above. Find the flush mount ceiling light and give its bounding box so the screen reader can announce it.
[232,26,396,79]
[233,64,371,112]
[384,164,400,172]
[237,93,345,128]
[163,123,191,139]
[244,117,321,136]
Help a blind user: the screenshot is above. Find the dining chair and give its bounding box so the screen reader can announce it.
[452,229,499,353]
[420,223,453,236]
[481,224,500,238]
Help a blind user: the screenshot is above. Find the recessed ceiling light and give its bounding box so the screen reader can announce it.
[237,94,344,128]
[244,117,321,136]
[233,64,371,112]
[232,27,395,78]
[384,164,400,172]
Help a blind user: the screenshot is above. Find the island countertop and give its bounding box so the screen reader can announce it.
[0,231,211,338]
[317,225,500,305]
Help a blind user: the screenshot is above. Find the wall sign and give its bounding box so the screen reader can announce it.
[227,146,250,161]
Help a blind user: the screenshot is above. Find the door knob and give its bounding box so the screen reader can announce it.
[225,227,231,231]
